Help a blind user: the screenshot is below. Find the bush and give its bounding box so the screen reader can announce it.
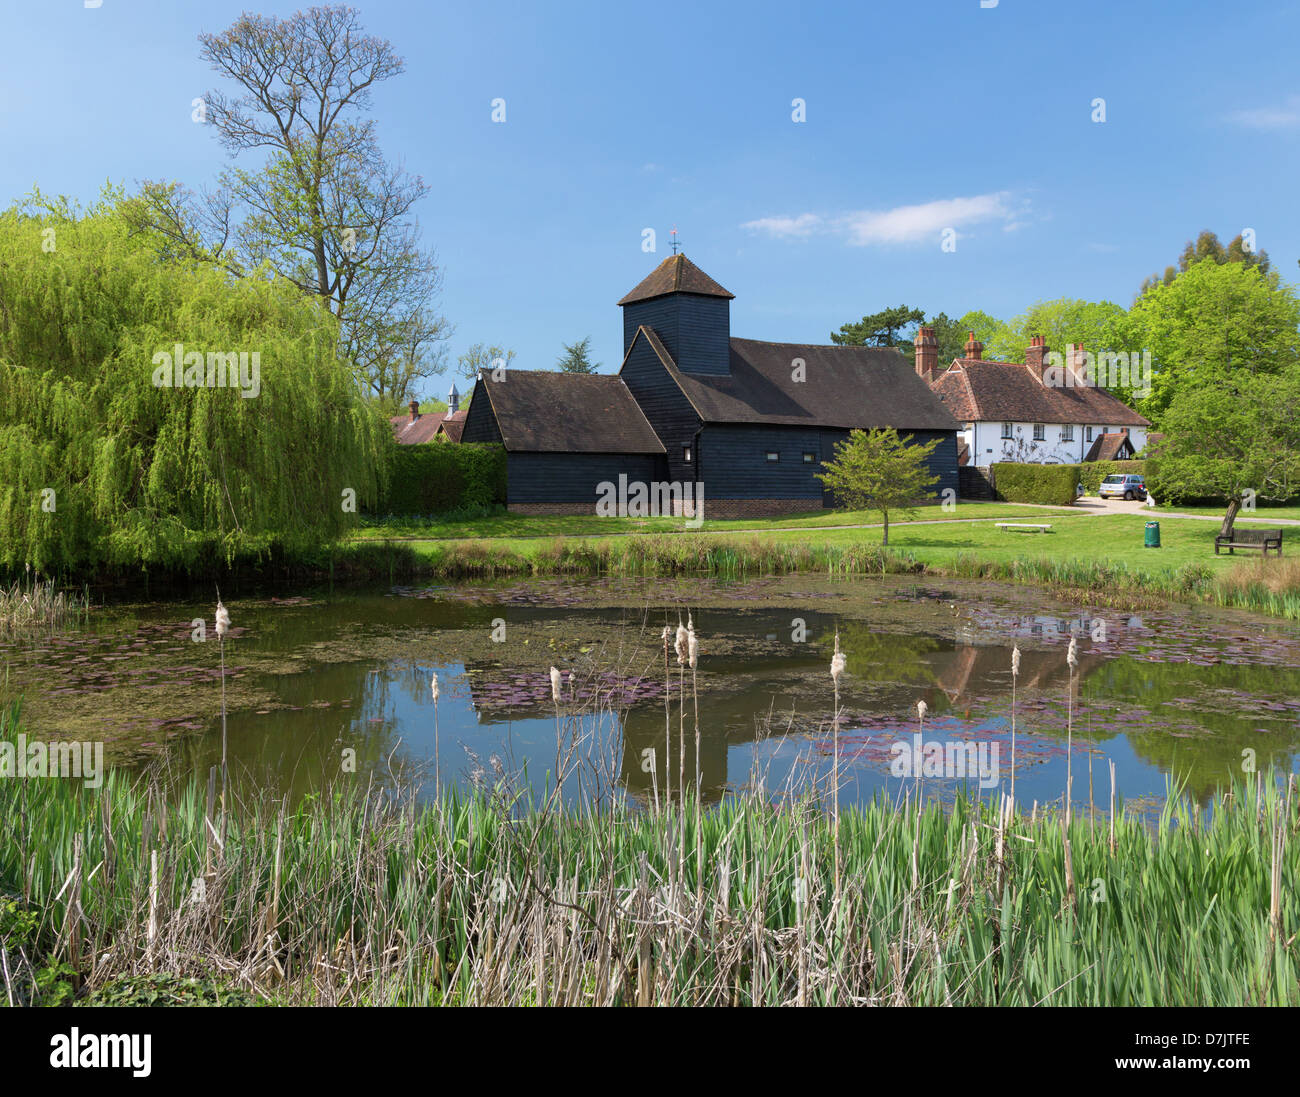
[991,463,1079,505]
[1077,460,1146,494]
[373,443,506,516]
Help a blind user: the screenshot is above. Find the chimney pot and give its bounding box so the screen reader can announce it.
[963,330,983,361]
[914,324,938,380]
[408,399,419,422]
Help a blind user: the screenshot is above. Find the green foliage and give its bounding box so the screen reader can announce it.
[0,190,390,574]
[373,442,506,515]
[1138,228,1273,298]
[992,462,1080,505]
[983,298,1129,369]
[830,305,925,352]
[556,336,600,373]
[1126,260,1300,420]
[816,428,941,544]
[88,972,257,1007]
[1075,459,1146,494]
[1142,370,1300,514]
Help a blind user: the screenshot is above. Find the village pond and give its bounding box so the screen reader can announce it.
[5,574,1300,815]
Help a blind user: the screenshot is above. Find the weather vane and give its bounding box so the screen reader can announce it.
[670,225,681,255]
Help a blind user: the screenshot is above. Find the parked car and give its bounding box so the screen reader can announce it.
[1098,473,1147,501]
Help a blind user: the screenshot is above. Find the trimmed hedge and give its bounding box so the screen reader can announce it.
[991,463,1079,506]
[1076,459,1146,494]
[373,443,507,515]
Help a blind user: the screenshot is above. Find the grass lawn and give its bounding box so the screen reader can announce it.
[1153,503,1300,523]
[353,501,1079,542]
[388,511,1260,577]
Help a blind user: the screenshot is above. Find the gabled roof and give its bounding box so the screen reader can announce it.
[434,408,468,443]
[390,410,444,444]
[617,254,735,306]
[1083,431,1135,462]
[473,370,665,454]
[930,358,1150,427]
[624,327,959,433]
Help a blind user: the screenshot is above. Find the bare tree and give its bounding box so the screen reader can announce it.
[127,5,449,404]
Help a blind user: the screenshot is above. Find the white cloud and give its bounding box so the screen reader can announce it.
[742,192,1019,246]
[1225,95,1300,130]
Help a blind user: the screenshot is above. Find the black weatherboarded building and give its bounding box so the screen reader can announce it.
[462,255,959,516]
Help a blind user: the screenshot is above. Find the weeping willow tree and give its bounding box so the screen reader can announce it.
[0,188,390,574]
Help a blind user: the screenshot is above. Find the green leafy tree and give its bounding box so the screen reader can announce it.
[1125,261,1300,420]
[1147,369,1300,536]
[1138,229,1272,298]
[830,305,925,354]
[456,343,515,382]
[556,336,600,373]
[124,5,450,406]
[815,428,941,546]
[983,298,1128,368]
[0,190,389,572]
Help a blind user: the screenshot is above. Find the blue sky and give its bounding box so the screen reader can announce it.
[2,0,1298,398]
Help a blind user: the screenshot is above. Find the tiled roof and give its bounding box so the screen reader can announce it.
[434,409,468,443]
[390,410,444,444]
[617,254,735,306]
[1083,431,1135,462]
[930,359,1149,427]
[628,328,959,433]
[473,370,666,454]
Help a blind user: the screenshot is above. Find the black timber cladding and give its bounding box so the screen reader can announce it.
[618,327,703,486]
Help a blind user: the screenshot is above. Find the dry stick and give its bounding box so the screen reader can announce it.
[1010,645,1020,816]
[797,818,809,1007]
[147,849,159,972]
[693,663,702,901]
[1061,813,1076,908]
[1108,760,1117,855]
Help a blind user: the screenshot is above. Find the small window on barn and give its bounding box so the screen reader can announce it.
[1033,424,1045,441]
[765,451,780,462]
[1001,422,1013,439]
[683,446,692,464]
[802,452,816,464]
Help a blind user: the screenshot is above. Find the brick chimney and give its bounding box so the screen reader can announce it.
[408,399,419,422]
[963,330,984,361]
[1025,334,1049,378]
[914,325,938,381]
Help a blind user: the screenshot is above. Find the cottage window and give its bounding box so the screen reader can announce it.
[802,452,816,464]
[683,446,692,464]
[1001,422,1013,439]
[1085,426,1094,442]
[1033,424,1045,441]
[765,451,780,462]
[1061,424,1074,442]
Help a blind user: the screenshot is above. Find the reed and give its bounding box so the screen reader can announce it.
[0,575,90,635]
[3,702,1295,1007]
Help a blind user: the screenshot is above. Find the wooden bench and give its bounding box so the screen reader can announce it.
[1214,528,1283,556]
[996,523,1053,533]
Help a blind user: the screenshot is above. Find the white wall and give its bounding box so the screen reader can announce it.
[965,422,1147,466]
